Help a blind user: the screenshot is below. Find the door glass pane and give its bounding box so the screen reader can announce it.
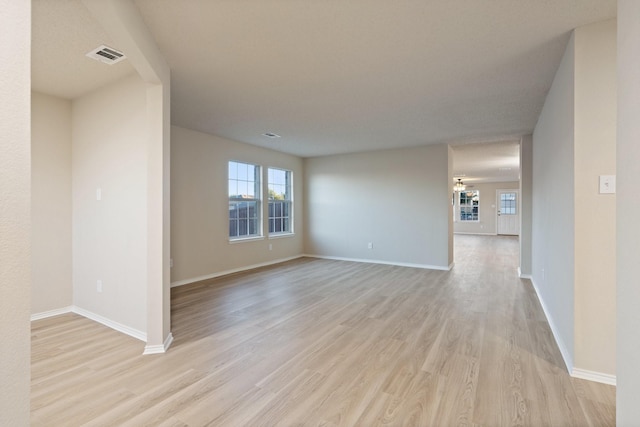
[500,193,517,215]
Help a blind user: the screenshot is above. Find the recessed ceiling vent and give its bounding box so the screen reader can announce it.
[86,45,126,65]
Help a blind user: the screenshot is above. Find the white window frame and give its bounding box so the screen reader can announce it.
[267,167,293,236]
[228,161,262,240]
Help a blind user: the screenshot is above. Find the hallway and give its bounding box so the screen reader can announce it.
[454,234,520,271]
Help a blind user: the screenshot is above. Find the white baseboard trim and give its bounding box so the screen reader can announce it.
[571,368,616,386]
[31,305,146,343]
[453,232,497,236]
[71,306,147,342]
[528,278,574,374]
[143,332,174,355]
[30,306,73,321]
[303,254,451,271]
[170,255,305,288]
[517,268,533,280]
[32,306,174,354]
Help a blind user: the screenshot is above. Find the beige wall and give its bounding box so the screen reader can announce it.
[171,126,304,285]
[453,181,519,235]
[304,144,451,269]
[617,1,640,423]
[31,92,72,314]
[573,19,616,377]
[72,73,148,335]
[0,0,31,423]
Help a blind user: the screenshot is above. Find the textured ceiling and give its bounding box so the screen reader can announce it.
[32,0,616,159]
[133,0,615,157]
[32,0,136,99]
[452,140,521,184]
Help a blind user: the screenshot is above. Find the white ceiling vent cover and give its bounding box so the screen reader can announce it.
[86,45,126,65]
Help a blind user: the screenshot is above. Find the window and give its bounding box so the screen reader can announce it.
[459,190,479,221]
[268,168,292,234]
[500,192,517,215]
[228,161,261,239]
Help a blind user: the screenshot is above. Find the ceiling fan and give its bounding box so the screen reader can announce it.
[453,178,466,192]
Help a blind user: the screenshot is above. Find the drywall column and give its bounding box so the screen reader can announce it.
[144,81,172,352]
[83,0,172,353]
[0,0,31,423]
[573,19,616,380]
[617,0,640,423]
[447,145,454,267]
[519,135,533,277]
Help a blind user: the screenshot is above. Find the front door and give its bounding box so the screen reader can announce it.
[497,190,519,235]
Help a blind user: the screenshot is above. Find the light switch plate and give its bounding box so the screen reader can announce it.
[599,175,616,194]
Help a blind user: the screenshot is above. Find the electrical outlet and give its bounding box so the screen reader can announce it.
[170,258,174,268]
[269,244,273,251]
[368,242,373,249]
[97,280,103,293]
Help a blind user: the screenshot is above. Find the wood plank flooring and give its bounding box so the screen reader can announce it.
[31,235,615,426]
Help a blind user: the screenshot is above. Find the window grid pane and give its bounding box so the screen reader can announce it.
[229,161,261,239]
[500,193,517,215]
[459,190,479,222]
[268,168,292,234]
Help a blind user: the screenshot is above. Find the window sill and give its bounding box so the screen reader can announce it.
[268,233,295,240]
[229,236,265,244]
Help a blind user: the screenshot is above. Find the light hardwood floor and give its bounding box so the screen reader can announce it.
[31,235,615,426]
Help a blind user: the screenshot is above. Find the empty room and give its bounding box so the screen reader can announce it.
[3,0,640,425]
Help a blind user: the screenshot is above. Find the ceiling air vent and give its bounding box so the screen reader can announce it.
[262,132,281,139]
[86,45,126,65]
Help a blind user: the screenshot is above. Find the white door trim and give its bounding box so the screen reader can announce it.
[496,189,520,236]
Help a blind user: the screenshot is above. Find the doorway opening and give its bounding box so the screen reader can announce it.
[451,140,521,264]
[497,189,520,235]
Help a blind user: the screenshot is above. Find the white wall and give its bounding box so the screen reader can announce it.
[31,92,72,315]
[453,181,519,235]
[72,73,148,336]
[304,144,451,269]
[0,0,31,423]
[573,19,616,377]
[447,146,454,265]
[519,135,533,276]
[532,33,576,369]
[617,0,640,423]
[171,126,304,284]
